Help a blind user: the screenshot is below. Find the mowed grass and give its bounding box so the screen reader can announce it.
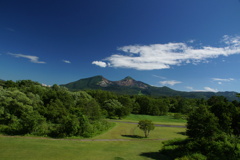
[122,114,187,126]
[94,122,186,140]
[0,136,169,160]
[0,115,187,160]
[0,121,186,160]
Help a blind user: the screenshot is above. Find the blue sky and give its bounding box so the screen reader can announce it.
[1,0,240,92]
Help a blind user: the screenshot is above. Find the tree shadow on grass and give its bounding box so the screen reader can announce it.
[121,134,144,139]
[177,131,186,135]
[140,152,171,160]
[114,157,125,160]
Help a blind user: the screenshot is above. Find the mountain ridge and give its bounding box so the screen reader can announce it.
[61,75,240,101]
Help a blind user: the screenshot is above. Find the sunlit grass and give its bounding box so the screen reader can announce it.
[94,122,186,140]
[0,121,186,160]
[122,114,187,126]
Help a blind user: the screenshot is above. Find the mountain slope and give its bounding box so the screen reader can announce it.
[61,76,240,100]
[62,75,153,94]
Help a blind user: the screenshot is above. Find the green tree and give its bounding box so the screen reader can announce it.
[186,105,220,140]
[138,120,155,138]
[102,99,127,119]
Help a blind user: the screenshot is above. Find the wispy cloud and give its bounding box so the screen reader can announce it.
[159,80,182,86]
[153,75,167,79]
[212,78,234,82]
[92,61,107,67]
[8,53,46,64]
[212,78,234,85]
[188,86,218,92]
[203,87,218,92]
[93,35,240,70]
[63,60,71,64]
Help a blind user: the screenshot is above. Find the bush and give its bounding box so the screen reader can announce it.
[175,153,207,160]
[173,113,182,119]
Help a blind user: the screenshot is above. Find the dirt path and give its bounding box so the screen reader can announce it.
[108,120,186,128]
[0,135,168,142]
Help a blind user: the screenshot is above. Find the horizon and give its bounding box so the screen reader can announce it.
[2,74,237,93]
[1,0,240,92]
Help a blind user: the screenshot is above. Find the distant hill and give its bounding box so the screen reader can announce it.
[0,79,5,86]
[61,75,240,101]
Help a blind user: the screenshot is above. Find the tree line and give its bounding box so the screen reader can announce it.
[160,96,240,160]
[0,80,111,138]
[1,80,240,141]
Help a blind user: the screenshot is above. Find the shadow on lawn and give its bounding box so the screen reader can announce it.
[140,152,170,160]
[177,131,186,135]
[121,135,144,139]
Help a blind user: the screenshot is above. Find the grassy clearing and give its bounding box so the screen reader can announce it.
[94,122,186,140]
[0,122,186,160]
[122,114,187,125]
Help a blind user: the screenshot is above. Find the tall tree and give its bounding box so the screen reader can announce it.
[187,105,220,140]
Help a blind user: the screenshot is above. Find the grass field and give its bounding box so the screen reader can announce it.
[0,115,187,160]
[122,114,187,126]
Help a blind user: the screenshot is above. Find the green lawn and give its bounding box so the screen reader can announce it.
[94,122,186,140]
[0,136,169,160]
[0,121,186,160]
[122,114,187,126]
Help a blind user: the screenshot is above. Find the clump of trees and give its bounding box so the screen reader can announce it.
[160,96,240,160]
[0,80,112,138]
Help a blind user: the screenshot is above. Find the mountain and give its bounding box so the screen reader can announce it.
[62,75,151,94]
[61,75,240,101]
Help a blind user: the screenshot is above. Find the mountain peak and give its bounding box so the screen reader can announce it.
[123,76,134,80]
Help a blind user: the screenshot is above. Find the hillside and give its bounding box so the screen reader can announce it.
[61,75,240,101]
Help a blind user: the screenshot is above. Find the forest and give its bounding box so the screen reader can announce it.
[0,80,240,159]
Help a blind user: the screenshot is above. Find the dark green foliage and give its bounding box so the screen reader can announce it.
[103,99,128,119]
[186,105,221,140]
[175,153,207,160]
[0,80,112,138]
[173,113,182,119]
[161,98,240,160]
[208,96,236,135]
[161,137,240,160]
[135,96,169,116]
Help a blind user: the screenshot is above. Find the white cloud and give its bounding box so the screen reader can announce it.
[159,80,182,86]
[63,60,71,64]
[41,83,51,87]
[92,61,107,67]
[212,78,234,82]
[8,53,46,64]
[203,87,218,92]
[188,39,195,43]
[93,35,240,70]
[192,87,218,92]
[212,78,234,85]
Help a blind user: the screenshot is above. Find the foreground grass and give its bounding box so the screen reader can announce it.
[122,114,187,126]
[0,122,186,160]
[0,137,169,160]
